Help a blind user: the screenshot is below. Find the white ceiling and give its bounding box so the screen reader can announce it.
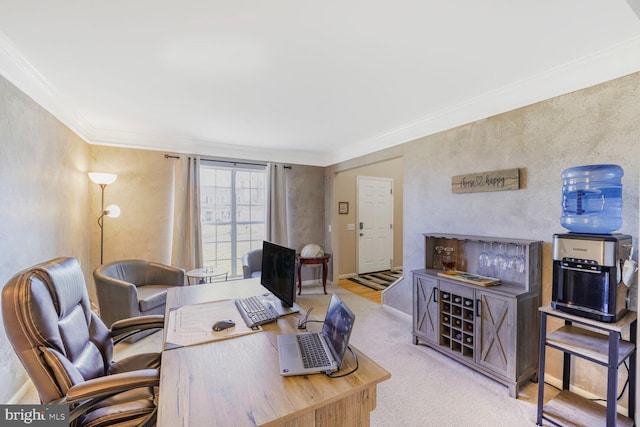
[0,1,639,166]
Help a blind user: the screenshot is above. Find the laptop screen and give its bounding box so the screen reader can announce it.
[321,294,356,366]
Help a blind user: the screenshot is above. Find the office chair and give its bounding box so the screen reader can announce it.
[2,257,163,427]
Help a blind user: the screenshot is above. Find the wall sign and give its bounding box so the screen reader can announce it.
[451,168,520,194]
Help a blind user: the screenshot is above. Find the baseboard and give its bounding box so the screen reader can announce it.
[300,279,334,286]
[381,274,405,298]
[381,303,411,321]
[8,379,34,404]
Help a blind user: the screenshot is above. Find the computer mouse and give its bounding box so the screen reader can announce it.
[212,319,235,332]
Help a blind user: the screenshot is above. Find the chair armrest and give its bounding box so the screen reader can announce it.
[61,369,159,424]
[65,368,159,402]
[93,272,140,324]
[110,315,165,343]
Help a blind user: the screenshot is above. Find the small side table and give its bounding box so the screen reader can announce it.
[186,268,228,285]
[296,254,331,295]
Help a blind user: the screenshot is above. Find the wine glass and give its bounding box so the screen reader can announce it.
[514,245,526,274]
[494,244,508,271]
[507,244,517,271]
[478,243,490,271]
[486,242,496,264]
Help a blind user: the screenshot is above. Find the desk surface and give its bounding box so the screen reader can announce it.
[158,279,390,426]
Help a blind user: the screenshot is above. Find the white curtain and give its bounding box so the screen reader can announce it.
[170,156,203,270]
[266,163,289,246]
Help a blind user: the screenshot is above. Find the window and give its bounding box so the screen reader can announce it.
[199,162,266,278]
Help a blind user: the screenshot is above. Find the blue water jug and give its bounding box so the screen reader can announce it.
[561,164,623,234]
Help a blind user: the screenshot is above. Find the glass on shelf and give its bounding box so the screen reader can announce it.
[434,246,444,269]
[442,247,456,271]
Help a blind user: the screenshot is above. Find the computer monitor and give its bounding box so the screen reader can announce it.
[261,240,296,308]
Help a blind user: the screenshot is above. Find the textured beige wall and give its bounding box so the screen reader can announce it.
[285,164,325,250]
[86,152,327,286]
[284,164,327,282]
[333,158,403,276]
[87,146,176,301]
[326,71,640,407]
[0,74,90,403]
[1,63,637,409]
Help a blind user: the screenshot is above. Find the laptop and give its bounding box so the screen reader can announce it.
[277,293,356,376]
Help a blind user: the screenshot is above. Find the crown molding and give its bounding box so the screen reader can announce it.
[90,133,333,167]
[0,29,332,166]
[0,30,95,142]
[1,29,639,168]
[328,35,640,166]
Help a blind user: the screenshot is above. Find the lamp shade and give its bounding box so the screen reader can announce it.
[89,172,118,185]
[105,204,121,218]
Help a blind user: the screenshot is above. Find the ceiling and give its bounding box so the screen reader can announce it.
[0,1,639,166]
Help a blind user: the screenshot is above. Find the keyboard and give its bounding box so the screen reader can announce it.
[235,295,279,328]
[297,333,331,369]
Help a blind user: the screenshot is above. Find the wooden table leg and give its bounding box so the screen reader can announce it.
[322,259,328,294]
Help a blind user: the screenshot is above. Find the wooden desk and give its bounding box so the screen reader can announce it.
[158,279,390,426]
[296,254,331,295]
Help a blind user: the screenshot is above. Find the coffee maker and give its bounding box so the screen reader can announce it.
[552,233,632,322]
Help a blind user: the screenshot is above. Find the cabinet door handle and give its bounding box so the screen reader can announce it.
[433,289,438,303]
[476,299,481,317]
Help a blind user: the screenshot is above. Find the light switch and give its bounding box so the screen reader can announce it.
[347,223,355,231]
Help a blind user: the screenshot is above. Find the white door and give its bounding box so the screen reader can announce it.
[357,176,393,274]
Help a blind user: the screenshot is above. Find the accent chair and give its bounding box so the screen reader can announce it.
[242,248,263,278]
[93,259,185,342]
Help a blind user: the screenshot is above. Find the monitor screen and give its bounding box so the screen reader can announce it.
[261,241,296,307]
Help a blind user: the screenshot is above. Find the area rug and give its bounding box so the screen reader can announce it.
[348,269,403,290]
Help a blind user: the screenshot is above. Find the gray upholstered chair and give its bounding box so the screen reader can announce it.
[242,248,263,278]
[93,259,185,342]
[1,257,162,427]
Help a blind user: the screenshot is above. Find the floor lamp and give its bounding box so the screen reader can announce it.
[89,172,121,264]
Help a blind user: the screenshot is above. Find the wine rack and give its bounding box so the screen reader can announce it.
[439,290,474,358]
[413,233,543,398]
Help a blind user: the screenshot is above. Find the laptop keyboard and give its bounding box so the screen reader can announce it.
[297,333,331,369]
[235,295,279,328]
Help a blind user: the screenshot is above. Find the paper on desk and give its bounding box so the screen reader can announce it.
[164,299,261,350]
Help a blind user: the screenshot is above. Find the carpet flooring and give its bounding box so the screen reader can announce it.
[17,283,558,426]
[348,269,403,290]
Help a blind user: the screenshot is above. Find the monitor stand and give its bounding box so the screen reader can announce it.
[266,296,301,316]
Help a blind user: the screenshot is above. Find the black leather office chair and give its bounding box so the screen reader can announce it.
[2,257,163,427]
